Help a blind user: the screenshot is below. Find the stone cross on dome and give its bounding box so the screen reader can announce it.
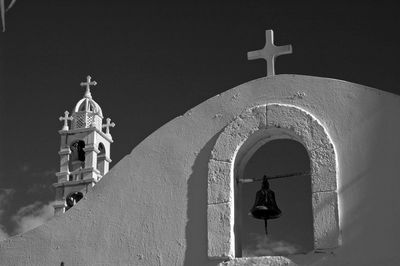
[59,110,73,131]
[80,75,97,98]
[103,118,115,139]
[247,29,292,77]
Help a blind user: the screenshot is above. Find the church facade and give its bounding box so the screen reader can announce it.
[1,31,400,265]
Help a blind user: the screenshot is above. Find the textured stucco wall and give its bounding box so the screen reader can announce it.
[1,75,400,265]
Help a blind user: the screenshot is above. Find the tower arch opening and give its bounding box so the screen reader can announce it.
[97,142,106,176]
[98,142,105,156]
[70,140,85,162]
[236,138,313,257]
[207,104,339,260]
[68,140,85,181]
[65,191,84,211]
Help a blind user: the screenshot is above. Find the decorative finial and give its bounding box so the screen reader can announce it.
[247,29,292,77]
[102,118,115,139]
[59,111,73,131]
[80,75,97,98]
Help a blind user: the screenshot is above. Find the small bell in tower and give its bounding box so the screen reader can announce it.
[65,192,84,211]
[250,175,281,235]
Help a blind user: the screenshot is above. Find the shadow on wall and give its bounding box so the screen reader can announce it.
[287,171,376,265]
[184,93,400,265]
[289,96,400,265]
[184,132,224,266]
[334,97,400,263]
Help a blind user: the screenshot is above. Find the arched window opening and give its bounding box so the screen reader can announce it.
[70,140,85,162]
[65,192,84,211]
[97,143,106,176]
[98,143,105,155]
[237,139,313,257]
[207,104,339,260]
[69,140,85,180]
[79,102,86,112]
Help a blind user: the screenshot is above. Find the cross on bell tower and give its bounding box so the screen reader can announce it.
[53,75,115,215]
[103,118,116,140]
[80,75,97,98]
[247,29,292,76]
[59,111,73,131]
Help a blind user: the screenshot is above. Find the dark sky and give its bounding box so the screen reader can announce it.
[1,0,400,249]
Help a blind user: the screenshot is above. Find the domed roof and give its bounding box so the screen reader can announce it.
[72,75,104,117]
[73,97,103,117]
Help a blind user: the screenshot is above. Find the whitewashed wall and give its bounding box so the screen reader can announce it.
[1,75,400,266]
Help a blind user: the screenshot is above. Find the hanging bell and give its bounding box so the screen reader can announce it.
[250,176,282,220]
[66,192,84,211]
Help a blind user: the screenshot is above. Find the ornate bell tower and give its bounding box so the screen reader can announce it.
[53,75,115,215]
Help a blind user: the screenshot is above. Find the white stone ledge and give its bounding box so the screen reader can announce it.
[219,256,293,266]
[208,202,234,259]
[53,178,95,188]
[83,145,100,153]
[58,148,71,155]
[97,154,112,163]
[219,251,337,266]
[312,191,339,249]
[208,160,233,204]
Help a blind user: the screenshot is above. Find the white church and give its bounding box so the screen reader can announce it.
[0,30,399,265]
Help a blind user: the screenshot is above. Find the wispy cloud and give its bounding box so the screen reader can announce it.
[0,188,15,240]
[18,167,56,194]
[0,188,15,202]
[19,163,31,173]
[0,188,15,217]
[0,225,9,241]
[30,169,56,178]
[26,183,51,194]
[18,163,55,178]
[242,234,300,257]
[11,201,54,235]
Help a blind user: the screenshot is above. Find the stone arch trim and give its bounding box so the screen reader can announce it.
[207,104,339,260]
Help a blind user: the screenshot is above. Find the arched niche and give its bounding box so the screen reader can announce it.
[97,142,106,176]
[207,104,339,261]
[98,142,106,155]
[69,140,85,163]
[236,138,313,257]
[68,140,86,181]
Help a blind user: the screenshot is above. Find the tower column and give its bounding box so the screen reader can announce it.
[83,144,100,181]
[97,154,112,176]
[53,186,67,216]
[56,148,71,183]
[53,199,67,216]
